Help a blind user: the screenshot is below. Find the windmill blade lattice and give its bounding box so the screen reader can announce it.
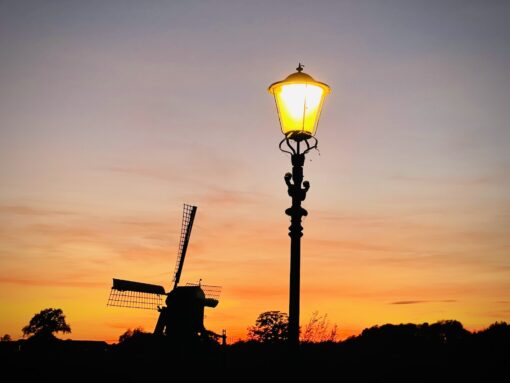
[107,278,166,310]
[172,204,197,288]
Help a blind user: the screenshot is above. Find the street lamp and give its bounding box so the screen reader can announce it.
[268,63,330,349]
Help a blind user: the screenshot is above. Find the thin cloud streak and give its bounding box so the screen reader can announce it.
[390,300,458,305]
[102,166,196,185]
[0,276,104,288]
[0,205,77,216]
[198,187,267,206]
[390,174,506,186]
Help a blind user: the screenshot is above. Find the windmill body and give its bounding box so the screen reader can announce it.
[107,204,221,341]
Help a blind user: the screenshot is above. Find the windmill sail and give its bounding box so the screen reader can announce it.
[107,278,166,310]
[172,204,197,289]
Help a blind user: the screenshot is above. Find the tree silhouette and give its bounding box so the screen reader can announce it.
[1,334,12,342]
[478,321,509,339]
[118,327,147,343]
[429,319,469,344]
[22,308,71,339]
[247,311,288,343]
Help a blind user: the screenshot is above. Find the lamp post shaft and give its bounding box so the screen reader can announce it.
[285,152,309,349]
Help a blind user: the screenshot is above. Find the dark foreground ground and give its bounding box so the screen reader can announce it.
[2,321,509,381]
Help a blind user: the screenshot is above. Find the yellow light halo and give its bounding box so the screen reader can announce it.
[268,65,331,140]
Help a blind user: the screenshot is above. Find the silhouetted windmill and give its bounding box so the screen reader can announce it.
[107,204,222,341]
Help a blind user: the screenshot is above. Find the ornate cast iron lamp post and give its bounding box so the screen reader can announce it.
[268,64,330,349]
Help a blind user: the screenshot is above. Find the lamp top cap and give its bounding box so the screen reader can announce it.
[268,63,331,94]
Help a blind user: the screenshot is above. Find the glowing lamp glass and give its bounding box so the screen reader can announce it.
[269,69,330,140]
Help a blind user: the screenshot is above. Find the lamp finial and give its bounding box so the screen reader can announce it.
[296,63,304,72]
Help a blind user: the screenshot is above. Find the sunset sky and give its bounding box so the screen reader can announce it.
[1,1,509,342]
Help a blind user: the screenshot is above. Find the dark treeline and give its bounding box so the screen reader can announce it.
[1,320,508,380]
